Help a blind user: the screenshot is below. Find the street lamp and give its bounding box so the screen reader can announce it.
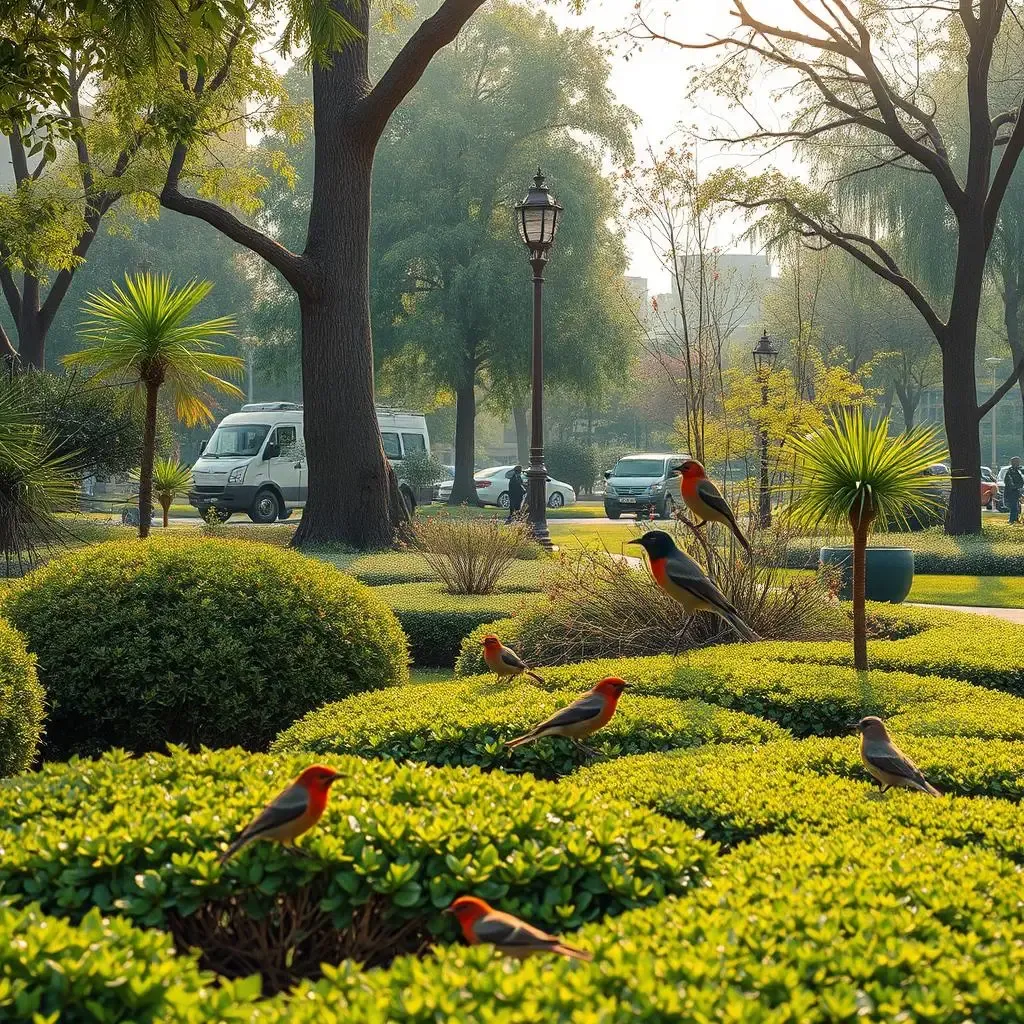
[515,169,562,548]
[985,356,1003,472]
[752,329,780,528]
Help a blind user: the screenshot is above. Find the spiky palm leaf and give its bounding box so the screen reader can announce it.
[151,457,194,506]
[65,273,243,426]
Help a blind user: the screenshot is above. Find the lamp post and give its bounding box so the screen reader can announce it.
[515,169,562,548]
[985,356,1002,471]
[752,329,780,529]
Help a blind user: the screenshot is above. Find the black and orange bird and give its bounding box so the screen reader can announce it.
[671,460,752,557]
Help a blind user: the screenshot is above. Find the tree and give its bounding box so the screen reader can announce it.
[630,1,1024,534]
[155,0,496,548]
[789,410,945,671]
[64,274,242,537]
[149,456,192,528]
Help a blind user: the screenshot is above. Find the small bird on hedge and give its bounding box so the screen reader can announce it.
[506,676,628,753]
[627,530,760,642]
[670,460,752,557]
[480,634,545,684]
[218,764,343,864]
[445,896,593,961]
[856,717,941,796]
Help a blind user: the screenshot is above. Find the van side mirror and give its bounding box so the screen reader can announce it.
[603,470,612,479]
[264,442,280,460]
[199,440,207,455]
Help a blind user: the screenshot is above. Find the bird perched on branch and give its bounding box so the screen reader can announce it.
[218,764,342,864]
[627,530,760,641]
[506,676,627,753]
[856,716,940,796]
[670,460,751,556]
[480,634,544,683]
[445,896,593,961]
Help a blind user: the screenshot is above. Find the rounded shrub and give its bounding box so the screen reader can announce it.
[0,616,44,776]
[3,537,409,757]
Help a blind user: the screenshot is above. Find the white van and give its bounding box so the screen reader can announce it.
[189,402,431,523]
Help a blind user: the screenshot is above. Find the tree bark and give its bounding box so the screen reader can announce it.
[512,401,529,466]
[449,359,480,505]
[138,381,159,540]
[849,512,872,672]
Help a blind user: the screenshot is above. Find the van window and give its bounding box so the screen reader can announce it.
[382,432,402,459]
[274,425,298,457]
[205,423,270,457]
[401,432,426,456]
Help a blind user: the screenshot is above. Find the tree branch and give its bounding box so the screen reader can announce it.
[159,143,314,295]
[0,319,17,362]
[362,0,487,137]
[978,355,1024,418]
[0,262,21,324]
[985,100,1024,245]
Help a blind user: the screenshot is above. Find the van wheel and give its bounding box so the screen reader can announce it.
[660,496,675,520]
[249,489,280,524]
[547,492,565,508]
[497,492,511,509]
[400,486,416,514]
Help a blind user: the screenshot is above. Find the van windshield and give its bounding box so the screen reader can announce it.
[611,459,664,478]
[204,424,270,457]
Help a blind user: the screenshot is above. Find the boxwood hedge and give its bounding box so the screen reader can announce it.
[0,617,44,776]
[272,677,785,777]
[2,538,409,758]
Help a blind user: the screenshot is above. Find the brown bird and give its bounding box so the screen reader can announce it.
[856,716,940,796]
[506,677,628,753]
[671,460,752,556]
[445,896,593,961]
[480,635,544,683]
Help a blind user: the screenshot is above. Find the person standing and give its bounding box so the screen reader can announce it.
[506,465,525,523]
[1005,457,1024,524]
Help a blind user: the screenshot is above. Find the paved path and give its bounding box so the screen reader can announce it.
[908,602,1024,625]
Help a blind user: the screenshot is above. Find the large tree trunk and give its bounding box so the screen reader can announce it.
[138,381,159,540]
[512,401,529,466]
[16,302,45,371]
[449,359,480,505]
[849,511,873,673]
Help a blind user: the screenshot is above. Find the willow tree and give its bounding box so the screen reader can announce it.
[631,0,1024,534]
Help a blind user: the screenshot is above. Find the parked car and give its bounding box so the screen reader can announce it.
[981,466,999,509]
[435,466,576,508]
[603,452,688,520]
[432,465,456,500]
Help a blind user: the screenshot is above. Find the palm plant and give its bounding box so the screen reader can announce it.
[65,274,242,538]
[146,457,193,529]
[787,409,946,670]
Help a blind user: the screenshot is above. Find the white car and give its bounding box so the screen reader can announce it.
[436,466,576,508]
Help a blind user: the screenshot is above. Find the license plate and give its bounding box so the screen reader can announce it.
[620,497,636,503]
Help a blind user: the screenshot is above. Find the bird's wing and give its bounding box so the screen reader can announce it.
[663,555,738,615]
[500,649,528,670]
[238,783,310,840]
[865,744,931,786]
[475,912,559,950]
[695,478,738,524]
[533,691,605,732]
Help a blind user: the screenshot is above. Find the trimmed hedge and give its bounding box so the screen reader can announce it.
[2,538,409,757]
[0,617,44,776]
[0,748,712,940]
[376,583,539,667]
[272,677,785,777]
[456,616,525,675]
[575,737,1024,847]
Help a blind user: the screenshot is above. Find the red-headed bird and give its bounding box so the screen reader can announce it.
[506,676,628,752]
[445,896,593,961]
[671,460,751,556]
[219,764,342,864]
[857,716,940,796]
[480,634,544,683]
[628,530,760,641]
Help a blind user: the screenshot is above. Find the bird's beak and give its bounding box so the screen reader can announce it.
[846,722,861,733]
[327,771,345,785]
[626,538,643,546]
[479,639,487,646]
[441,907,454,916]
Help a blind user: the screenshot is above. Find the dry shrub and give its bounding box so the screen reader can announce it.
[509,519,846,666]
[413,513,532,594]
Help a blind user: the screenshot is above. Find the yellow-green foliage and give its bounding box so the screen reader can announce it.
[0,616,44,776]
[272,678,785,778]
[328,552,552,591]
[2,537,409,757]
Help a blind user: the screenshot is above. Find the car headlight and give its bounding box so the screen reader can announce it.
[649,482,664,494]
[605,485,616,496]
[228,466,246,484]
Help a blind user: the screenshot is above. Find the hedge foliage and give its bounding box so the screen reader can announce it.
[272,678,785,777]
[328,552,551,591]
[2,538,409,757]
[0,617,44,776]
[0,748,711,940]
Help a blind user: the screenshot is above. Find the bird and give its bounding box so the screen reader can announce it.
[670,460,752,556]
[627,530,760,641]
[856,716,941,796]
[506,676,628,752]
[218,764,343,864]
[445,896,593,962]
[480,634,544,683]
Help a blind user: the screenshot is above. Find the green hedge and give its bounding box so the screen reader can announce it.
[0,748,711,940]
[574,737,1024,846]
[377,583,538,667]
[0,617,44,776]
[272,678,785,777]
[2,538,409,757]
[327,552,552,591]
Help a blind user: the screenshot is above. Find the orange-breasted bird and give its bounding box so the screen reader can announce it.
[445,896,593,961]
[856,716,940,796]
[506,676,628,752]
[628,530,760,641]
[670,460,751,556]
[218,764,342,864]
[480,634,544,683]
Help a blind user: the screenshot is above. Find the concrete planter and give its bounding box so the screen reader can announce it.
[819,546,915,604]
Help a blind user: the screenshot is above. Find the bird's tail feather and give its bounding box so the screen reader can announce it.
[733,524,752,558]
[506,730,538,750]
[725,610,760,642]
[218,834,247,866]
[921,780,942,797]
[526,670,545,684]
[552,942,594,962]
